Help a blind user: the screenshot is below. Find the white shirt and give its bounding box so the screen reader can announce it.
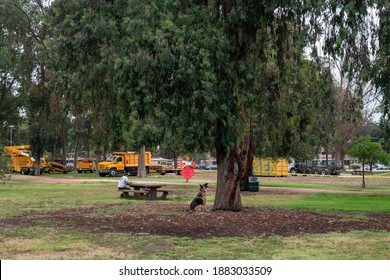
[117,176,130,188]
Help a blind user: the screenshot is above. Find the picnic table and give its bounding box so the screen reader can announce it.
[351,170,373,176]
[118,182,169,200]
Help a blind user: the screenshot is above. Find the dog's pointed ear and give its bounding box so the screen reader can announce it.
[205,183,208,188]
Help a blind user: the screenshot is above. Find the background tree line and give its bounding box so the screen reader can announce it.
[1,0,389,210]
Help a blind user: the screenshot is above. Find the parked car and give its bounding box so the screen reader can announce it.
[196,164,207,170]
[205,164,218,170]
[311,165,341,175]
[374,164,390,170]
[289,164,312,174]
[289,163,341,175]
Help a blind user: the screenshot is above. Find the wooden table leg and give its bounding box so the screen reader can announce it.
[132,186,142,199]
[149,189,157,200]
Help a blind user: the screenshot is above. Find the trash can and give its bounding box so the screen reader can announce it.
[248,176,259,192]
[30,168,34,176]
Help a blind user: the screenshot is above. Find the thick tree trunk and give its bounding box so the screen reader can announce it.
[33,147,43,176]
[240,124,253,191]
[212,150,242,211]
[325,147,329,166]
[34,160,41,176]
[74,146,78,170]
[61,119,67,166]
[173,149,178,172]
[95,143,102,166]
[212,129,253,211]
[138,145,146,178]
[103,145,108,160]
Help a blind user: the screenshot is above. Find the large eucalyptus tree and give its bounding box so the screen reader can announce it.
[374,0,390,149]
[0,1,24,138]
[0,0,53,174]
[48,0,127,163]
[116,1,329,210]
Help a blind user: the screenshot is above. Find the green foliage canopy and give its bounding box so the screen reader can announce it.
[347,135,389,188]
[348,135,389,166]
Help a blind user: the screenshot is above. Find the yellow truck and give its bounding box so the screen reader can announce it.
[76,158,96,173]
[150,158,180,175]
[3,145,47,175]
[98,151,152,177]
[45,160,68,174]
[252,157,289,177]
[3,146,69,175]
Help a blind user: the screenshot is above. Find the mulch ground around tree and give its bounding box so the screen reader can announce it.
[1,204,389,238]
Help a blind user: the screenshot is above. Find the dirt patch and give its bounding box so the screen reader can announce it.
[1,204,389,238]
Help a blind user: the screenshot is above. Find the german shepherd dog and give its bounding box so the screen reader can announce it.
[188,183,208,212]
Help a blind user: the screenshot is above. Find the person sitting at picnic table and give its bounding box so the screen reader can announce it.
[117,174,133,190]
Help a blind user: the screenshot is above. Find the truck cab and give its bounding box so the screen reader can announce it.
[98,155,124,177]
[98,151,151,177]
[76,158,96,173]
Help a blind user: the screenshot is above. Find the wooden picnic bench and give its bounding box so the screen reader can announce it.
[352,170,373,176]
[118,189,149,199]
[118,182,170,200]
[142,188,169,200]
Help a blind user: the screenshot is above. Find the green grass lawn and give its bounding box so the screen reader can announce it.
[0,175,389,260]
[243,193,390,212]
[260,179,390,192]
[1,227,388,260]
